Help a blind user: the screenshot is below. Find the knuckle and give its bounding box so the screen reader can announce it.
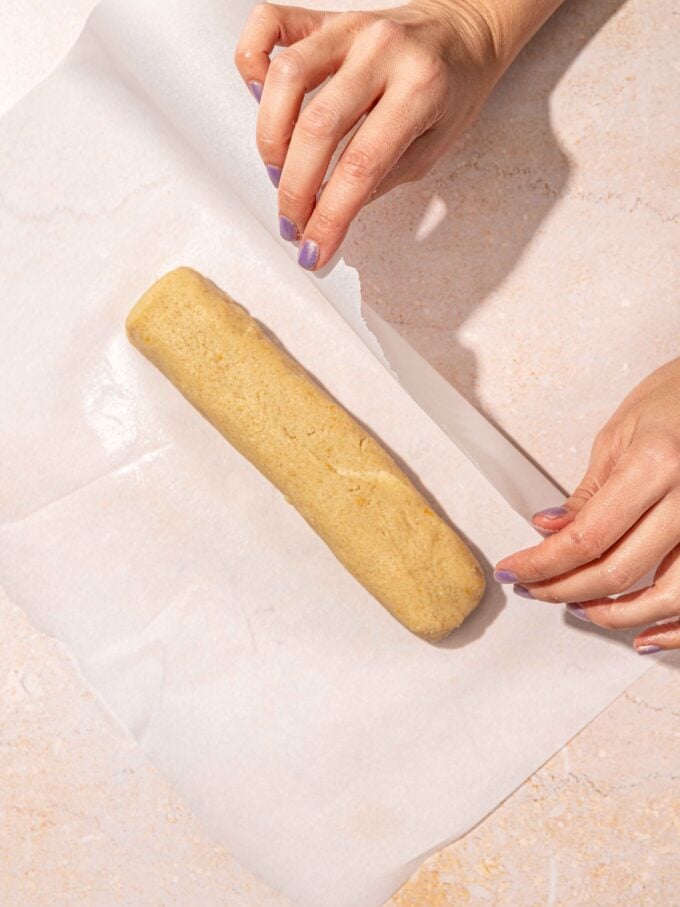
[339,146,381,184]
[571,475,601,504]
[639,434,680,476]
[298,100,343,140]
[309,205,340,236]
[367,18,406,47]
[277,184,307,211]
[523,555,551,583]
[269,48,305,82]
[599,560,635,596]
[256,131,280,156]
[565,523,606,561]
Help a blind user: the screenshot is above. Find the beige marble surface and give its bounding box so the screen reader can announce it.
[1,586,678,906]
[1,0,679,904]
[345,0,679,493]
[388,650,680,906]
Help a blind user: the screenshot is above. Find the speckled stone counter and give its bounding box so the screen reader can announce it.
[1,0,678,904]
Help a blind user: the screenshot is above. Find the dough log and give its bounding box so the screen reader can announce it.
[126,268,485,640]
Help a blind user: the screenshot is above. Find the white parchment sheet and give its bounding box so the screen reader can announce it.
[0,2,654,905]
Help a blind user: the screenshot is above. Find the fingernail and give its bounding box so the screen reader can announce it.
[298,239,319,271]
[279,215,298,242]
[248,81,263,103]
[636,644,662,655]
[266,165,281,188]
[494,570,518,584]
[534,506,569,521]
[513,584,533,600]
[566,603,591,622]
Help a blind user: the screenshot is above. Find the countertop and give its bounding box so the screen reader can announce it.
[1,0,678,904]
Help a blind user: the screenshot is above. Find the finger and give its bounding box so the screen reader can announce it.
[567,546,680,631]
[277,59,385,239]
[634,545,680,650]
[569,589,677,631]
[519,496,680,603]
[296,88,438,270]
[531,505,574,535]
[531,428,617,533]
[635,620,680,652]
[495,441,670,584]
[234,3,326,101]
[257,29,350,186]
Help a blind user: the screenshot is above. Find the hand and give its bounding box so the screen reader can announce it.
[494,358,680,653]
[235,0,505,270]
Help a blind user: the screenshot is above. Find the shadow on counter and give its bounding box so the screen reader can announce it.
[344,0,628,423]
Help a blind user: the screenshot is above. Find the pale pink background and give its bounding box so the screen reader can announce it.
[1,0,678,904]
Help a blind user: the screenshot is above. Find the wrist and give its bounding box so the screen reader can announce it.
[408,0,564,74]
[404,0,512,80]
[475,0,567,66]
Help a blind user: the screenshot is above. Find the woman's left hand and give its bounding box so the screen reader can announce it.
[494,357,680,654]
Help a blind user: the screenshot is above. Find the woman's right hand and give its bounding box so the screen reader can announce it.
[234,0,508,270]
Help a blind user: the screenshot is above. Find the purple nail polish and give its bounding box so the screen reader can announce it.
[494,570,518,584]
[279,215,298,242]
[513,584,533,600]
[266,165,281,188]
[534,506,569,520]
[636,644,662,655]
[566,603,591,622]
[298,239,319,271]
[248,81,263,103]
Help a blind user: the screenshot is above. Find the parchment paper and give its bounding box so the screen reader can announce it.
[0,3,654,905]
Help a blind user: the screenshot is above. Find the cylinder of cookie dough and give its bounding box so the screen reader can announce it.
[126,267,485,640]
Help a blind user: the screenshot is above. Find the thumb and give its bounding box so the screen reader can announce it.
[532,428,618,533]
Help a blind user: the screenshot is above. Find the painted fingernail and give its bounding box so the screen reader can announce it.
[248,81,263,103]
[513,584,533,599]
[494,570,518,584]
[636,644,662,655]
[566,603,591,622]
[279,215,298,242]
[534,506,569,520]
[266,165,281,188]
[298,239,319,271]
